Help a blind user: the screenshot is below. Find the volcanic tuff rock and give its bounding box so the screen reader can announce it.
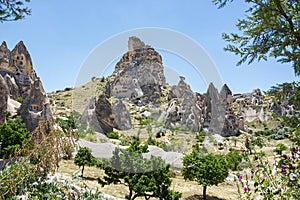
[0,75,9,124]
[0,41,53,132]
[105,36,166,105]
[164,76,202,132]
[81,96,132,134]
[81,97,104,133]
[78,36,298,137]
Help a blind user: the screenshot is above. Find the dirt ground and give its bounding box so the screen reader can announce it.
[57,159,239,200]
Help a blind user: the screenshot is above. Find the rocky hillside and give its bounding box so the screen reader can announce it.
[0,41,53,132]
[48,36,299,137]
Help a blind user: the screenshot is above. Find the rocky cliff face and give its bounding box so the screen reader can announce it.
[0,75,9,124]
[0,41,53,132]
[164,76,202,132]
[105,36,166,105]
[78,36,298,137]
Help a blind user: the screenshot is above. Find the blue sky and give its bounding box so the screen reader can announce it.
[0,0,298,93]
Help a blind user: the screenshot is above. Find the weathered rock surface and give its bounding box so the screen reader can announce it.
[164,76,202,132]
[79,36,298,137]
[95,94,114,134]
[0,75,9,124]
[19,78,53,132]
[81,96,132,134]
[112,99,132,130]
[0,41,53,132]
[81,97,104,133]
[105,36,166,105]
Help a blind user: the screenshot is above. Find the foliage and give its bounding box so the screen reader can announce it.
[106,131,119,139]
[56,115,77,133]
[0,159,35,198]
[226,148,242,171]
[16,96,23,103]
[273,143,288,155]
[0,115,31,158]
[268,82,300,107]
[237,128,300,199]
[0,121,76,198]
[0,163,105,199]
[182,144,229,200]
[74,147,96,177]
[195,131,206,143]
[0,0,31,22]
[269,127,291,140]
[98,140,181,200]
[213,0,300,75]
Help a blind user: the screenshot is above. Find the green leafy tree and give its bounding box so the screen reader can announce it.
[98,140,181,200]
[226,148,242,171]
[0,0,31,22]
[182,144,229,200]
[212,0,300,75]
[74,147,96,177]
[0,115,31,158]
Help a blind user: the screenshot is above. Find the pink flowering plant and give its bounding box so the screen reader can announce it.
[236,135,300,199]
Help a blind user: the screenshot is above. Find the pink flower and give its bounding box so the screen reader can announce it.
[241,149,245,153]
[239,175,243,180]
[245,138,249,148]
[244,187,249,193]
[282,154,288,159]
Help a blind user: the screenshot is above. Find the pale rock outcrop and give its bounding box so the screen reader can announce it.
[0,75,9,123]
[105,36,166,105]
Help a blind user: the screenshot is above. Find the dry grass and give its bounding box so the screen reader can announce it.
[57,159,239,200]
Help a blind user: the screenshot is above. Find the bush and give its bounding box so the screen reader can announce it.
[106,131,119,139]
[226,149,242,171]
[273,143,287,155]
[196,131,206,143]
[0,116,31,159]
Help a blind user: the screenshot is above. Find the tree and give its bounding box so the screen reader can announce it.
[0,0,31,22]
[212,0,300,75]
[74,147,96,177]
[98,140,181,200]
[225,148,242,171]
[182,144,229,200]
[0,114,31,158]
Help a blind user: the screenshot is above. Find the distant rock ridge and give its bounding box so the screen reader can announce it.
[79,36,298,137]
[0,41,53,132]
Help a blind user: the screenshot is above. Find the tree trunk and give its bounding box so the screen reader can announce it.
[203,186,207,200]
[81,165,84,177]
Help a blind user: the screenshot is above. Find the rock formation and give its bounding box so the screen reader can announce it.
[164,76,202,132]
[81,96,132,134]
[0,75,9,124]
[81,97,104,133]
[0,41,53,132]
[79,36,298,137]
[112,99,132,130]
[105,36,166,105]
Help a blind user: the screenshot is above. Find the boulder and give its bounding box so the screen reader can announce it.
[81,97,103,133]
[95,94,114,134]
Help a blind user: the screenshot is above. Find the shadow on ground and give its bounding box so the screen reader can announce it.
[186,194,226,200]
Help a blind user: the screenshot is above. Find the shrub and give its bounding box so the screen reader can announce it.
[106,131,119,139]
[226,149,242,171]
